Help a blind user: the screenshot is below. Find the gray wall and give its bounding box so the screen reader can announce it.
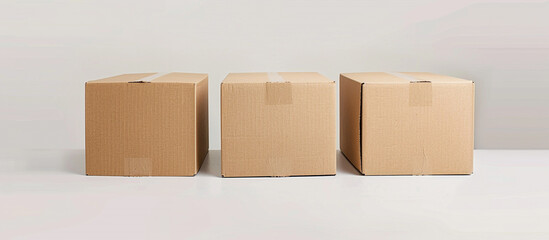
[1,0,548,149]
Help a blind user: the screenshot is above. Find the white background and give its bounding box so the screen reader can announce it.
[2,150,549,239]
[1,0,549,149]
[2,2,549,239]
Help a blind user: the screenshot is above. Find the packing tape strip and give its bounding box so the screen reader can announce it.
[129,72,170,83]
[386,72,432,175]
[266,72,293,105]
[386,72,429,83]
[386,72,432,107]
[267,72,285,83]
[266,72,292,174]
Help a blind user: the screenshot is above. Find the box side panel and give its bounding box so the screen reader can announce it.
[363,83,474,175]
[221,82,336,177]
[86,83,196,176]
[180,85,197,176]
[85,84,94,175]
[471,83,475,171]
[195,77,209,174]
[339,75,363,173]
[221,83,225,176]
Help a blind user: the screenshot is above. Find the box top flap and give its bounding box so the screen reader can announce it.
[341,72,472,84]
[223,72,333,83]
[87,72,207,84]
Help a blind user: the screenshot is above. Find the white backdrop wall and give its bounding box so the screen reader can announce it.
[1,0,548,150]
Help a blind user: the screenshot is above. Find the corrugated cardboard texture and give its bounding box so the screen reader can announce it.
[339,74,363,172]
[340,72,474,175]
[266,82,293,105]
[85,72,208,176]
[221,72,336,177]
[195,76,209,172]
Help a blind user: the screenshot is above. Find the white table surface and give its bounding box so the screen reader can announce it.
[1,150,548,240]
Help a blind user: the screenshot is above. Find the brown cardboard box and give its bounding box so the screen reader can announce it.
[221,72,336,177]
[85,72,209,176]
[340,72,474,175]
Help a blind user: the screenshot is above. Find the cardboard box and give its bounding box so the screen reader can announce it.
[221,72,336,177]
[340,72,474,175]
[86,72,209,176]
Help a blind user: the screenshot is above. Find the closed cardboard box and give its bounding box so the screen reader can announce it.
[221,72,336,177]
[86,72,209,176]
[340,72,474,175]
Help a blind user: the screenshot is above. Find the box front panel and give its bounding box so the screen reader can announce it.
[221,82,336,177]
[363,83,474,175]
[86,83,196,176]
